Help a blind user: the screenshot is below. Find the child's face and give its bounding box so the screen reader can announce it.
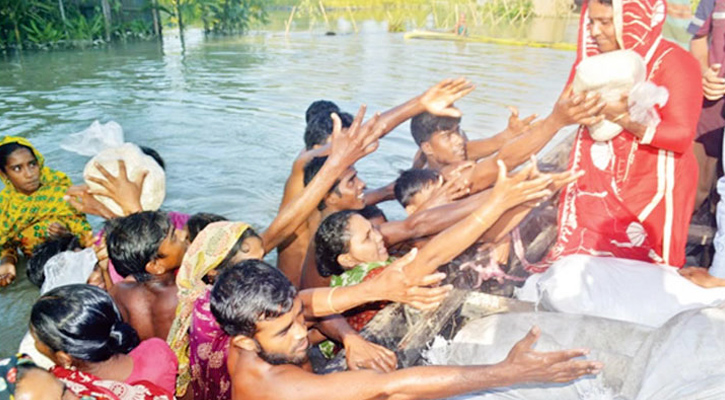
[153,228,189,274]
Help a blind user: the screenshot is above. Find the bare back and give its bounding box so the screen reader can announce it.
[110,281,178,341]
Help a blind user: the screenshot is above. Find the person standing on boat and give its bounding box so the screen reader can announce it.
[545,0,702,268]
[0,136,92,287]
[689,0,725,213]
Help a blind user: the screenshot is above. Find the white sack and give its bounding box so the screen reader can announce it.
[84,143,166,216]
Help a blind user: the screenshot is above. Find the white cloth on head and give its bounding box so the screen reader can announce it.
[516,255,725,327]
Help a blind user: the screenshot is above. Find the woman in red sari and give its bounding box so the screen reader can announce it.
[545,0,703,268]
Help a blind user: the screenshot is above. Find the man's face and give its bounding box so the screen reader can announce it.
[588,0,619,53]
[339,214,388,269]
[1,148,41,195]
[425,126,467,166]
[152,227,189,274]
[326,167,366,211]
[253,297,309,366]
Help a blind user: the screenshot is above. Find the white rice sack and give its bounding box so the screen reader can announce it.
[517,255,725,327]
[439,312,652,400]
[573,50,646,142]
[620,305,725,400]
[84,143,166,216]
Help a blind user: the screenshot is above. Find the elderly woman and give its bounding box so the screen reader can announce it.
[545,0,703,268]
[0,136,91,286]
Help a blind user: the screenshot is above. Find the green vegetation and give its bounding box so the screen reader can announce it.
[162,0,267,36]
[0,0,157,51]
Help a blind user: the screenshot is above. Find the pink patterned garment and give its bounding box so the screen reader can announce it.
[189,288,232,400]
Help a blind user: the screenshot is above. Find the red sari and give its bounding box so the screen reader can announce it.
[542,0,703,269]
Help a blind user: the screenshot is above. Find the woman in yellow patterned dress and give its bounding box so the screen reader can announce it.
[0,136,91,287]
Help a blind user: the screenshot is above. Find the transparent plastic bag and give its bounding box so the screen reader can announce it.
[61,120,124,156]
[628,81,669,129]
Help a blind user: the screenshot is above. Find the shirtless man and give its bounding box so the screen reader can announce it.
[210,260,603,400]
[278,78,476,286]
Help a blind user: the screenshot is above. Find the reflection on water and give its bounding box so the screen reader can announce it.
[0,21,576,357]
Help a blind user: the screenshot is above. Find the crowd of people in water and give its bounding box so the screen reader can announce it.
[2,0,725,398]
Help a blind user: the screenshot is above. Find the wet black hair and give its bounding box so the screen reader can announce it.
[27,234,82,288]
[358,204,387,223]
[314,210,357,277]
[30,284,140,363]
[105,211,171,282]
[305,100,341,124]
[394,168,441,208]
[303,156,342,211]
[0,142,37,173]
[304,112,354,150]
[210,259,297,338]
[186,212,229,243]
[410,112,461,146]
[139,146,165,171]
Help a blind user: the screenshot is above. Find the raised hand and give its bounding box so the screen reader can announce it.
[368,248,452,311]
[417,168,472,213]
[420,78,476,118]
[490,160,552,210]
[550,85,606,128]
[503,326,602,383]
[506,106,537,136]
[344,334,398,373]
[328,105,387,168]
[703,64,725,101]
[65,184,118,219]
[87,160,145,216]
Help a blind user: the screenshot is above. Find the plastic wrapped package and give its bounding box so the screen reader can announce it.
[84,143,166,216]
[516,255,725,327]
[40,248,98,294]
[573,50,664,142]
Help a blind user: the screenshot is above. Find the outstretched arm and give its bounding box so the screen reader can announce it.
[403,161,552,279]
[379,190,492,247]
[299,249,451,316]
[279,145,331,210]
[467,87,603,193]
[465,106,537,161]
[263,107,385,253]
[236,327,601,400]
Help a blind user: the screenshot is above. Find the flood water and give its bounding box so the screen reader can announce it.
[0,19,577,357]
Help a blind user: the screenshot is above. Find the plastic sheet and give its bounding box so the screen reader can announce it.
[60,120,124,157]
[516,255,725,327]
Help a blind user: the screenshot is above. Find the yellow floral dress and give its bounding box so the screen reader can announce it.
[0,136,91,263]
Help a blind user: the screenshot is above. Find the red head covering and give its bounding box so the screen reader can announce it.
[569,0,668,82]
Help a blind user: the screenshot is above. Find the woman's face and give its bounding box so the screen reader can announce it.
[2,148,40,195]
[588,0,620,53]
[205,234,264,284]
[339,214,388,269]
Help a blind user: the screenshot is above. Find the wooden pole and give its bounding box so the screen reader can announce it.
[347,6,358,33]
[318,1,330,31]
[285,6,297,35]
[151,0,161,37]
[101,0,112,42]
